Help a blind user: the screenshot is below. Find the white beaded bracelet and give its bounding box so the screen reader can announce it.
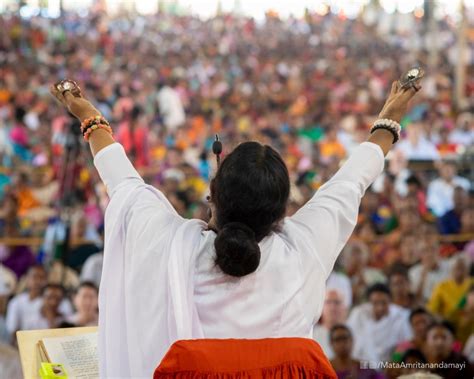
[370,118,401,144]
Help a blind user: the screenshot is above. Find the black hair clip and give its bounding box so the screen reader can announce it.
[212,134,222,168]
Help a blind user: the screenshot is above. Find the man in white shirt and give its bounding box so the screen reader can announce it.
[6,265,72,341]
[396,123,440,161]
[427,160,471,217]
[21,284,66,330]
[347,283,412,364]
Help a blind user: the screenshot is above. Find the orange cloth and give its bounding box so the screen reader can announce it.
[155,338,337,379]
[319,141,346,160]
[17,188,40,216]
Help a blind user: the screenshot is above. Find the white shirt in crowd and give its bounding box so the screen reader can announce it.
[157,86,185,131]
[5,293,73,335]
[312,324,334,360]
[326,271,353,309]
[94,141,384,378]
[347,303,412,363]
[396,138,440,161]
[427,176,471,217]
[80,252,103,288]
[408,260,452,302]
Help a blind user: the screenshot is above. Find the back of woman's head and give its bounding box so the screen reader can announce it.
[211,142,290,277]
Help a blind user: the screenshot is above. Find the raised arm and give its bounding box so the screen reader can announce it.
[286,79,421,276]
[50,83,114,157]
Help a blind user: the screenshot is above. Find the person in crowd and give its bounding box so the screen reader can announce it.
[447,284,474,346]
[409,228,451,302]
[65,210,102,272]
[21,284,65,330]
[388,265,417,309]
[65,281,98,327]
[347,283,412,363]
[313,289,349,360]
[0,193,35,279]
[396,123,439,161]
[329,324,384,379]
[42,207,102,266]
[340,241,386,305]
[461,206,474,235]
[423,321,473,379]
[80,251,103,288]
[428,256,473,319]
[326,257,353,310]
[437,187,469,235]
[464,334,474,364]
[0,268,14,344]
[398,349,429,377]
[157,79,186,132]
[427,160,471,218]
[5,265,47,341]
[6,265,72,341]
[397,232,421,269]
[392,308,433,362]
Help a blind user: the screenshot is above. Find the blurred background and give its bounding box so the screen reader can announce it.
[0,1,473,378]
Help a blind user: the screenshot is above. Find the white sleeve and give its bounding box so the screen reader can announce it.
[94,143,143,196]
[94,142,184,257]
[286,142,384,277]
[5,298,20,335]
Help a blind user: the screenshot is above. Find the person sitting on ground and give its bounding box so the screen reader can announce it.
[423,321,473,379]
[329,324,384,379]
[392,308,434,363]
[22,284,66,330]
[409,227,451,303]
[313,289,349,360]
[428,255,473,319]
[66,281,98,327]
[340,240,386,305]
[447,284,474,347]
[427,160,470,218]
[347,283,412,363]
[437,186,468,235]
[388,265,417,310]
[5,265,47,342]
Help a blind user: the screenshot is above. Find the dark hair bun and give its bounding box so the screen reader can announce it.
[214,222,261,277]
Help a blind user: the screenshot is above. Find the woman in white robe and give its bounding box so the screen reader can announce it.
[50,79,420,378]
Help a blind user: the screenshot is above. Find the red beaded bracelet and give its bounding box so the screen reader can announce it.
[80,116,110,135]
[84,123,113,142]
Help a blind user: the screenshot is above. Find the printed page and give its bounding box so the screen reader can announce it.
[41,332,99,378]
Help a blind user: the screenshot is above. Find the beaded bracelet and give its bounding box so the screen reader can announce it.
[80,116,110,135]
[369,118,401,144]
[84,124,113,142]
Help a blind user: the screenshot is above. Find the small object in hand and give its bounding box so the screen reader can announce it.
[399,67,424,90]
[55,79,81,97]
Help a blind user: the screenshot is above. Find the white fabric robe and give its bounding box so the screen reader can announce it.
[94,141,384,378]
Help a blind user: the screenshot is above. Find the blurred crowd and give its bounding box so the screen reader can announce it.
[0,5,473,378]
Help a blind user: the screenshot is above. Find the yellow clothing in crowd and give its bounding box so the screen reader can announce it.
[427,278,474,319]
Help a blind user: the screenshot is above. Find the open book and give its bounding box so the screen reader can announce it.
[37,332,99,379]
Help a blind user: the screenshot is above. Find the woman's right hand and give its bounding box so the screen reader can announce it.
[378,80,421,123]
[50,81,102,122]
